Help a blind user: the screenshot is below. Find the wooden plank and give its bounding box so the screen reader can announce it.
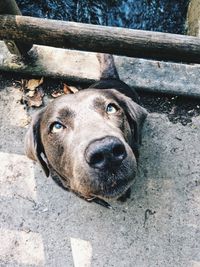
[0,42,100,83]
[115,56,200,98]
[0,15,200,63]
[0,1,32,56]
[0,41,200,98]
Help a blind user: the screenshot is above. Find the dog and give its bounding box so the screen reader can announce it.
[25,54,147,207]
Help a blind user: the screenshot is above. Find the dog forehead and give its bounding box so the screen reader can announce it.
[45,89,116,115]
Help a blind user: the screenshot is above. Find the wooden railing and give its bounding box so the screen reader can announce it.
[0,0,32,56]
[0,14,200,63]
[0,0,200,98]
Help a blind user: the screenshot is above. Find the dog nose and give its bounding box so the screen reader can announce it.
[85,136,127,170]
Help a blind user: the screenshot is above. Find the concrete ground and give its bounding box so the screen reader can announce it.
[0,79,200,267]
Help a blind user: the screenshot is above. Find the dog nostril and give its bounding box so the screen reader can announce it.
[85,136,127,169]
[112,144,125,159]
[90,152,104,166]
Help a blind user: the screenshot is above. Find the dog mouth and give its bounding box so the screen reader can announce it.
[89,162,136,200]
[50,165,134,199]
[90,177,134,200]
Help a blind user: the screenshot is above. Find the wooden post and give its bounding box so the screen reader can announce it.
[0,15,200,63]
[0,0,32,56]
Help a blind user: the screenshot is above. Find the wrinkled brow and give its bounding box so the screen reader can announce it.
[58,107,76,119]
[92,96,106,110]
[98,90,120,103]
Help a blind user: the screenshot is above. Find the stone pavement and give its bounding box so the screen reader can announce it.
[0,81,200,267]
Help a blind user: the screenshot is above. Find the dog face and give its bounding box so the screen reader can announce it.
[25,88,147,200]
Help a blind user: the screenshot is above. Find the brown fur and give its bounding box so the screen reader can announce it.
[25,54,147,202]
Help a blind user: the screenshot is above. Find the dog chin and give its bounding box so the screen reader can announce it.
[91,178,135,200]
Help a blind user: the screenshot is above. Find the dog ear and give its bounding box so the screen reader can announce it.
[25,109,50,177]
[112,90,148,158]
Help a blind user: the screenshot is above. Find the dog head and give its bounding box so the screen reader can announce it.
[25,88,147,200]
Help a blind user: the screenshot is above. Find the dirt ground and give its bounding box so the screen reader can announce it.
[0,72,200,267]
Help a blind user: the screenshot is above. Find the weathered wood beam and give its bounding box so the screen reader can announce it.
[0,41,200,98]
[0,2,32,56]
[0,15,200,63]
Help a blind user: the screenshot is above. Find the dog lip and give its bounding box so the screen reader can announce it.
[91,178,134,200]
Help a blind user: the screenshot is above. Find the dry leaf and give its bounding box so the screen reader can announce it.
[69,86,79,93]
[26,77,44,91]
[26,90,35,97]
[51,91,63,98]
[22,88,44,108]
[27,89,44,107]
[63,83,78,95]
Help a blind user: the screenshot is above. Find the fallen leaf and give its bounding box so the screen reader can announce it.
[26,77,44,91]
[29,89,44,107]
[69,86,79,93]
[63,83,78,94]
[26,90,35,97]
[22,88,44,108]
[51,91,63,98]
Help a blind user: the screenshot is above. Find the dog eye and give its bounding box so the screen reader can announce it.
[50,122,64,133]
[106,103,118,114]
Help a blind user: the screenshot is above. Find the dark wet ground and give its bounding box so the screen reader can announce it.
[16,0,189,34]
[140,92,200,126]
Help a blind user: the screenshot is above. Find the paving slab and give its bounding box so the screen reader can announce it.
[0,80,200,267]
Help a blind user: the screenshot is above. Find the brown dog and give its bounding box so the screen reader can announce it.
[25,54,147,206]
